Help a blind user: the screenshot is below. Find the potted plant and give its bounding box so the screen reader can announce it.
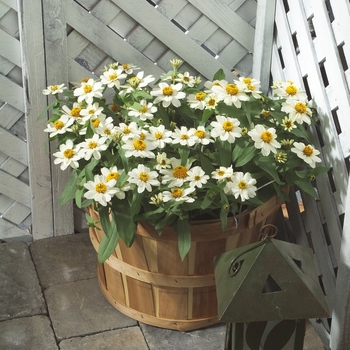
[41,59,327,330]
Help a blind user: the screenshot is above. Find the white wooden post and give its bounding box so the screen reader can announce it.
[330,177,350,349]
[18,0,54,239]
[252,0,277,93]
[41,0,74,236]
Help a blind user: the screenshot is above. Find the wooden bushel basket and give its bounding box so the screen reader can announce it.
[88,194,285,331]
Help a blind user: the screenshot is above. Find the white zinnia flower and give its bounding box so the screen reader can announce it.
[80,102,105,121]
[175,72,196,87]
[187,92,207,110]
[210,115,242,143]
[160,158,191,187]
[95,116,116,138]
[116,122,139,142]
[62,103,84,124]
[100,68,127,88]
[248,124,281,156]
[84,175,118,206]
[291,142,321,168]
[231,172,257,201]
[281,98,312,125]
[235,77,262,99]
[149,125,172,148]
[211,166,234,182]
[128,99,157,121]
[273,80,307,100]
[77,134,108,160]
[193,126,213,145]
[44,114,74,137]
[119,63,138,74]
[73,78,103,105]
[162,187,195,203]
[122,138,157,158]
[128,164,160,193]
[171,126,196,146]
[211,80,249,108]
[187,166,209,188]
[42,84,66,95]
[121,71,155,94]
[150,82,186,108]
[53,139,81,170]
[156,152,171,170]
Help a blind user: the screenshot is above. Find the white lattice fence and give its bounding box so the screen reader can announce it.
[0,0,32,241]
[270,0,350,347]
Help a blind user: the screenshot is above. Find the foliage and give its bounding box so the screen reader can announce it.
[42,59,328,262]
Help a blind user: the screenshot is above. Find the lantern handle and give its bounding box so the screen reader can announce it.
[228,225,278,277]
[259,224,278,240]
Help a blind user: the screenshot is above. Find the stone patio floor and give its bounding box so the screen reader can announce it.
[0,233,325,349]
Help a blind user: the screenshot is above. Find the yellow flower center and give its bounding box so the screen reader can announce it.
[139,172,149,182]
[243,77,252,84]
[194,175,201,181]
[154,131,163,139]
[139,104,148,113]
[162,86,174,96]
[107,172,119,182]
[261,131,273,143]
[92,119,100,128]
[95,182,107,193]
[139,133,146,140]
[207,98,216,106]
[171,188,183,198]
[194,130,205,139]
[173,166,188,179]
[247,84,256,91]
[238,180,248,190]
[295,102,307,113]
[262,110,270,117]
[122,64,129,69]
[285,85,297,95]
[84,84,93,93]
[81,78,89,83]
[133,139,146,150]
[51,85,59,91]
[88,141,98,149]
[217,170,225,176]
[63,149,74,159]
[70,107,82,117]
[195,92,206,101]
[109,73,117,80]
[111,103,119,112]
[123,126,131,134]
[226,84,239,95]
[223,120,234,131]
[181,134,189,140]
[303,145,314,156]
[54,120,64,130]
[104,129,111,135]
[89,109,95,115]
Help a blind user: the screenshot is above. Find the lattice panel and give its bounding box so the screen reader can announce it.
[270,0,350,347]
[68,0,257,81]
[0,0,32,241]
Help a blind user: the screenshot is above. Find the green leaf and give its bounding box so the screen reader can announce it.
[174,217,191,261]
[219,192,229,232]
[217,139,232,167]
[112,199,137,247]
[213,68,226,81]
[59,171,79,206]
[234,144,258,167]
[255,160,283,185]
[201,109,214,124]
[98,229,120,263]
[294,178,319,198]
[199,152,216,174]
[37,99,59,120]
[178,148,190,166]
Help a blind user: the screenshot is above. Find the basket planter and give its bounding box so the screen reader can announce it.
[88,194,285,331]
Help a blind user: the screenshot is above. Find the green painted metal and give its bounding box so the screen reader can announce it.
[214,237,330,323]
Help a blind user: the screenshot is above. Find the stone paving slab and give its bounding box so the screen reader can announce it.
[139,322,226,349]
[0,242,46,321]
[44,277,137,340]
[59,326,148,350]
[0,315,58,350]
[30,233,97,289]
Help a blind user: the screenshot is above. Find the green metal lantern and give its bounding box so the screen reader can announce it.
[214,234,330,323]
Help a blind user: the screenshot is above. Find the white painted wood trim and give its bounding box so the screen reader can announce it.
[252,0,277,92]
